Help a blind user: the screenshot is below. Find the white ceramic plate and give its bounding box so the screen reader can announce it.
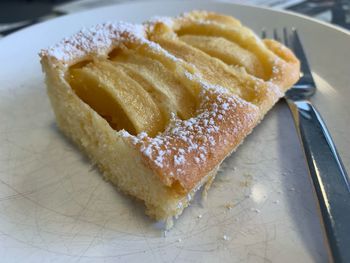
[1,1,349,262]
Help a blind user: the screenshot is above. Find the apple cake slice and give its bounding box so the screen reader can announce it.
[40,11,299,227]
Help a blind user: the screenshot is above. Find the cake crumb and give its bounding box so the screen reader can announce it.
[222,235,230,241]
[251,208,261,213]
[225,203,234,210]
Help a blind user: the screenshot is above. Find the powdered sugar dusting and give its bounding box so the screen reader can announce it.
[42,13,287,191]
[148,16,174,28]
[121,75,259,188]
[41,20,180,65]
[145,40,180,62]
[267,81,284,98]
[42,22,145,64]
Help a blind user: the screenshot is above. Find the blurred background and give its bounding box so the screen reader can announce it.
[0,0,349,37]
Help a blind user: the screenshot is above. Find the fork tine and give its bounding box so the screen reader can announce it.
[283,27,289,47]
[273,28,281,42]
[261,28,266,39]
[290,28,314,83]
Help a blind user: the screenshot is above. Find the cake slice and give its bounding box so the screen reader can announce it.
[40,11,299,227]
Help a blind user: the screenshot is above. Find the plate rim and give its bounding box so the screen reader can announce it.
[0,0,349,44]
[0,1,347,261]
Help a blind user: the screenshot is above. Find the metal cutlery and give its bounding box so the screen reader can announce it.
[262,27,350,263]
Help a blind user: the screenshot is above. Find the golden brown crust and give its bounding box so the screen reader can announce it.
[134,11,300,191]
[148,11,299,89]
[127,88,260,192]
[40,11,300,220]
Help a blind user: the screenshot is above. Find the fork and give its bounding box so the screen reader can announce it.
[262,28,350,263]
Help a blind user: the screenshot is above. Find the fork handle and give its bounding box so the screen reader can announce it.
[287,99,350,263]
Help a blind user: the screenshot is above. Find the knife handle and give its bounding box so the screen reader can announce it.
[287,99,350,263]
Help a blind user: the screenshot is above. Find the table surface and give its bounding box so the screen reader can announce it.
[0,1,349,263]
[0,0,349,37]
